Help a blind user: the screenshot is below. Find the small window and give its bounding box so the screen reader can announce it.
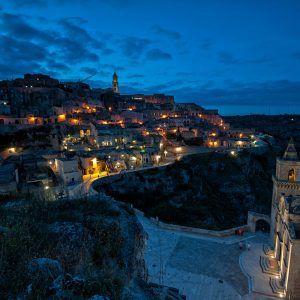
[288,169,295,182]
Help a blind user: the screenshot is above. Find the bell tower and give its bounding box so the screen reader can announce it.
[112,72,119,94]
[270,138,300,244]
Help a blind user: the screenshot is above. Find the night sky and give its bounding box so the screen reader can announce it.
[1,0,300,114]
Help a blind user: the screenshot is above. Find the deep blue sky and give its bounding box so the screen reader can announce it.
[1,0,300,114]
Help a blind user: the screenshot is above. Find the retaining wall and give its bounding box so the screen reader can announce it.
[134,208,249,238]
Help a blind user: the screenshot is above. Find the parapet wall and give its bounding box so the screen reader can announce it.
[134,208,249,238]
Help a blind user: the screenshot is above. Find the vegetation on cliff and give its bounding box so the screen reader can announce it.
[0,195,141,299]
[98,150,276,230]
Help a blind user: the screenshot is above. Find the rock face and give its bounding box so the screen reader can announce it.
[96,151,274,230]
[27,258,63,282]
[0,195,184,299]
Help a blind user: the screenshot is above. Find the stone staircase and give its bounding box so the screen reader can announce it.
[263,244,275,257]
[260,256,280,276]
[270,277,285,296]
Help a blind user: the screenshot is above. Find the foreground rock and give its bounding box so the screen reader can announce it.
[0,195,185,299]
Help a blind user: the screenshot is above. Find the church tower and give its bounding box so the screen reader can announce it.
[270,138,300,244]
[112,72,119,94]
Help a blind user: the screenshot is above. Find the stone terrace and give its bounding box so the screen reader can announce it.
[138,214,280,300]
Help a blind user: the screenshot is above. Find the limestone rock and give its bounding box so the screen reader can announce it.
[28,258,63,282]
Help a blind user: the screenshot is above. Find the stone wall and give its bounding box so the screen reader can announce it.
[134,208,249,237]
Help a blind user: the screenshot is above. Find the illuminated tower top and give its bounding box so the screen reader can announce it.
[112,72,119,94]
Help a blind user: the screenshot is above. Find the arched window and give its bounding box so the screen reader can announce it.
[288,169,295,182]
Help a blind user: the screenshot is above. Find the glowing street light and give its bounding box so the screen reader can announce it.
[176,147,182,153]
[155,155,161,165]
[164,150,168,158]
[8,147,16,153]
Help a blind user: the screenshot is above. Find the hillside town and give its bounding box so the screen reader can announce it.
[0,73,271,197]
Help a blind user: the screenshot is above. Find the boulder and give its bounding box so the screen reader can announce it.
[27,258,63,282]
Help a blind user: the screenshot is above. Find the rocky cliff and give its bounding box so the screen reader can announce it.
[0,195,185,299]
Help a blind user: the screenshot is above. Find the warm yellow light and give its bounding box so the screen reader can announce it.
[70,118,79,125]
[8,147,16,153]
[161,114,168,119]
[92,158,97,167]
[57,114,66,122]
[108,106,112,112]
[230,150,236,156]
[176,147,182,152]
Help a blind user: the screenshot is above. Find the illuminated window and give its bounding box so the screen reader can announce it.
[288,169,295,182]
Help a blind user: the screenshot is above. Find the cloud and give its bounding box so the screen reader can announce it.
[165,80,300,106]
[11,0,136,8]
[290,52,300,60]
[0,12,107,78]
[247,55,273,64]
[128,74,144,78]
[99,64,125,71]
[120,36,151,59]
[47,59,70,71]
[12,0,47,8]
[152,25,182,40]
[80,67,98,74]
[146,48,172,61]
[218,51,240,65]
[1,13,54,43]
[101,48,115,55]
[218,51,273,65]
[59,17,105,49]
[200,38,213,49]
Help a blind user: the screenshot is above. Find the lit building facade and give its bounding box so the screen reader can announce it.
[267,139,300,298]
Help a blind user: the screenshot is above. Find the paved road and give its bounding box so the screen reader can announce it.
[137,213,277,300]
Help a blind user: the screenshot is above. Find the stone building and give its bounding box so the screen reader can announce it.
[266,138,300,298]
[55,157,82,184]
[112,72,119,94]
